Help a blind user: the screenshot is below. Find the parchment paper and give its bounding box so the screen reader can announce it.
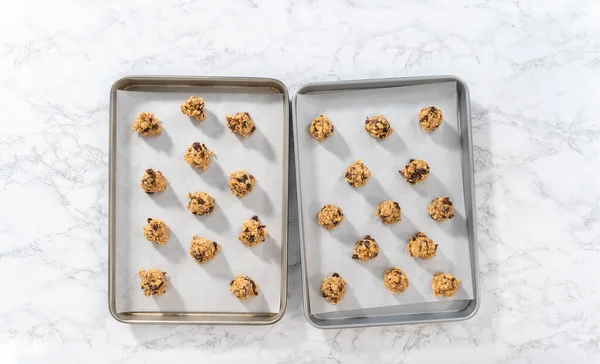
[295,82,474,315]
[114,87,284,314]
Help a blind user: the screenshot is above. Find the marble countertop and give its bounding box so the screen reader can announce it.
[2,0,600,362]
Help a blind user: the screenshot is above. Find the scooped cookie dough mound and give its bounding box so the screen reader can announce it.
[181,96,206,121]
[140,169,167,194]
[399,159,430,185]
[228,170,256,197]
[143,218,169,246]
[132,112,162,136]
[226,112,256,138]
[408,232,437,259]
[184,142,214,170]
[189,235,220,264]
[344,159,371,187]
[428,197,455,222]
[238,216,267,247]
[309,114,334,141]
[321,273,347,304]
[419,106,443,132]
[187,192,216,215]
[432,273,461,297]
[317,204,344,230]
[383,268,409,294]
[375,200,402,224]
[138,269,167,296]
[230,275,259,299]
[352,235,379,261]
[364,114,393,139]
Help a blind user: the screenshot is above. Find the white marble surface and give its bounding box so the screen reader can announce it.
[2,0,600,362]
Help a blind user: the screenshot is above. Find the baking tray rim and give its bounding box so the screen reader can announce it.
[108,75,289,325]
[292,75,480,329]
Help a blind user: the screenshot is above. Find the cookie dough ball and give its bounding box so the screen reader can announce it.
[138,269,167,296]
[317,204,344,230]
[140,169,167,194]
[408,232,437,259]
[309,114,334,141]
[399,159,430,185]
[344,159,371,187]
[226,112,256,138]
[352,235,379,261]
[419,106,443,132]
[375,200,402,224]
[228,170,256,197]
[321,273,347,305]
[383,268,409,294]
[187,192,216,215]
[184,142,214,170]
[428,197,455,222]
[189,235,220,264]
[143,218,169,246]
[364,114,393,139]
[432,273,461,297]
[230,275,259,300]
[132,112,162,136]
[238,216,267,247]
[181,96,206,121]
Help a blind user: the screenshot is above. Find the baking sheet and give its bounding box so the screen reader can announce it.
[114,87,284,314]
[295,81,474,315]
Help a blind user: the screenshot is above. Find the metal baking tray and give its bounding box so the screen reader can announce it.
[109,76,289,325]
[292,76,479,328]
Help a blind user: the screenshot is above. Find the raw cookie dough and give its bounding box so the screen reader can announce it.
[238,216,267,247]
[138,269,167,296]
[132,112,162,136]
[364,114,393,139]
[375,200,402,224]
[399,159,430,185]
[309,114,334,141]
[181,96,206,121]
[143,218,169,246]
[228,170,256,197]
[140,169,167,194]
[428,197,455,222]
[184,142,214,170]
[230,275,259,300]
[344,159,371,187]
[187,192,216,215]
[408,232,437,259]
[226,112,256,138]
[419,106,443,132]
[383,268,409,294]
[189,235,220,264]
[352,235,379,261]
[431,273,461,297]
[317,204,344,230]
[321,273,347,305]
